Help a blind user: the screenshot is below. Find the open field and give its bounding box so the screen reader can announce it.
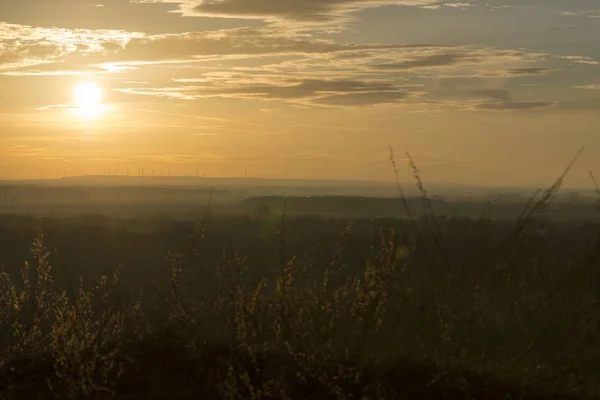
[1,180,600,399]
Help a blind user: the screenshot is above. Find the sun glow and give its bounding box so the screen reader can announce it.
[72,81,104,119]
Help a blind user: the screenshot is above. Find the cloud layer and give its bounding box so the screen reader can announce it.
[135,0,444,23]
[1,2,598,111]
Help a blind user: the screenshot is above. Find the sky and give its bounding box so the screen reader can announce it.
[0,0,599,187]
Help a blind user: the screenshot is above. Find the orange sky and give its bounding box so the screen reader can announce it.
[0,0,599,187]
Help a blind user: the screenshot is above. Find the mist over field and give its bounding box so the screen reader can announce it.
[1,168,600,399]
[0,175,598,223]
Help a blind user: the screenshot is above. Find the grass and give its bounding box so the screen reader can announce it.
[1,154,600,399]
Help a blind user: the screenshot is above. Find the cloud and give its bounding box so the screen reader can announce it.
[116,78,411,106]
[507,68,555,75]
[115,28,430,61]
[191,0,439,22]
[368,48,546,77]
[0,41,64,70]
[108,40,558,110]
[228,79,400,98]
[135,0,445,24]
[557,9,600,19]
[426,78,517,104]
[0,22,142,71]
[1,20,543,91]
[476,101,555,111]
[574,84,600,90]
[374,53,474,70]
[1,22,442,76]
[312,91,408,106]
[560,55,600,65]
[0,19,576,114]
[0,59,114,76]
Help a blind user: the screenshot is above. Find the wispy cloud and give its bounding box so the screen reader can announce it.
[107,40,558,110]
[374,53,474,70]
[116,78,412,106]
[312,91,408,106]
[560,55,600,65]
[557,9,600,19]
[0,22,142,71]
[507,68,557,75]
[574,84,600,90]
[476,101,555,111]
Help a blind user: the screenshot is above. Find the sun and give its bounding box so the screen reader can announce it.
[72,81,103,119]
[73,81,102,108]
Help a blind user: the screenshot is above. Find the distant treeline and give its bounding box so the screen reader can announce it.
[0,185,597,221]
[242,195,600,221]
[0,186,220,206]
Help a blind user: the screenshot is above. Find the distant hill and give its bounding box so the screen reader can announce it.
[0,176,596,207]
[0,175,595,197]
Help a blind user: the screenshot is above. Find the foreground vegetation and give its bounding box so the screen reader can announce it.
[1,161,600,399]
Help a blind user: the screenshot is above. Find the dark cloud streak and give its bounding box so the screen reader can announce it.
[374,53,476,70]
[507,67,555,75]
[476,101,555,110]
